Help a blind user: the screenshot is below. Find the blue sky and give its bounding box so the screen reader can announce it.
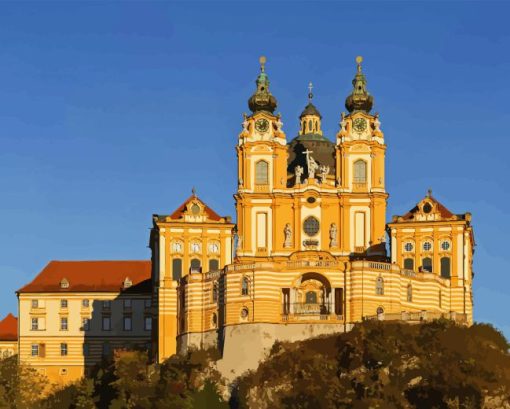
[0,2,509,338]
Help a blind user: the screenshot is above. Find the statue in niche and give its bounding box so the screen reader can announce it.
[294,165,304,185]
[284,223,292,248]
[242,113,249,133]
[329,223,338,247]
[319,165,330,184]
[374,113,381,132]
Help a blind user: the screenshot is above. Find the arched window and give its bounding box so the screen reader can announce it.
[403,258,414,270]
[190,258,201,273]
[376,276,384,295]
[314,121,318,132]
[407,284,412,302]
[255,160,269,185]
[212,282,218,303]
[208,259,219,272]
[440,257,451,278]
[305,291,317,304]
[241,277,249,296]
[353,160,367,183]
[172,259,182,281]
[308,120,312,131]
[422,257,432,273]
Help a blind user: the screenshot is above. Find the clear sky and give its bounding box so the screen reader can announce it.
[0,2,509,338]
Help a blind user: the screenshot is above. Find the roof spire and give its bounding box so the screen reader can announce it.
[427,188,432,198]
[192,186,196,197]
[308,82,314,102]
[345,55,374,113]
[259,55,266,73]
[248,56,277,114]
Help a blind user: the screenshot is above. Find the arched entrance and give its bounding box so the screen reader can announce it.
[293,273,332,316]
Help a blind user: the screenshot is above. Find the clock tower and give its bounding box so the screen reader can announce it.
[235,57,288,258]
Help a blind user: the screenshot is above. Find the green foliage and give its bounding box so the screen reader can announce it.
[234,320,510,409]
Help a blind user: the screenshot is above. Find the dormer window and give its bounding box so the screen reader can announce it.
[60,278,69,289]
[123,277,132,289]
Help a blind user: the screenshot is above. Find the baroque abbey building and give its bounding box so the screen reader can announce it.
[16,57,475,383]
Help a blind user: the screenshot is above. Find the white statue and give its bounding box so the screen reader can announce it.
[340,112,347,132]
[319,165,330,183]
[284,223,292,248]
[329,223,338,247]
[242,113,249,133]
[276,114,283,132]
[374,113,381,132]
[303,149,319,179]
[337,177,342,186]
[294,165,304,185]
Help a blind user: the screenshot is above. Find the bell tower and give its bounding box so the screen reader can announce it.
[235,57,288,258]
[335,57,388,253]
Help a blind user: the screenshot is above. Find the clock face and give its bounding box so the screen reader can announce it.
[353,118,367,133]
[255,118,269,133]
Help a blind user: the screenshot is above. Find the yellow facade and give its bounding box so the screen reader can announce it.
[17,56,475,383]
[168,57,474,372]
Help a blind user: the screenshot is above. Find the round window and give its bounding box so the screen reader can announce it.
[423,203,432,213]
[303,216,320,237]
[306,197,316,204]
[423,241,432,251]
[441,241,450,251]
[191,204,200,215]
[240,308,249,318]
[404,242,413,252]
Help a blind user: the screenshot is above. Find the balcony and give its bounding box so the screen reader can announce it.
[364,311,468,324]
[281,303,343,322]
[254,184,270,193]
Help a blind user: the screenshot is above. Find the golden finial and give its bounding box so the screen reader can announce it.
[356,55,363,72]
[308,81,313,101]
[259,56,267,72]
[427,188,432,197]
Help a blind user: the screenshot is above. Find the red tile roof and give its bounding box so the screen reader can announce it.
[0,313,17,341]
[168,195,222,221]
[18,261,151,293]
[401,195,457,221]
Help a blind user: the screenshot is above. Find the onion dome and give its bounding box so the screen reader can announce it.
[248,56,277,114]
[345,56,374,113]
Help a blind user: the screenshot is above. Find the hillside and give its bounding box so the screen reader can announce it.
[232,320,510,409]
[1,320,509,408]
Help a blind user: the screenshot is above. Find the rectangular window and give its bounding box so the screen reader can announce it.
[31,318,39,331]
[102,342,110,357]
[60,317,68,331]
[31,344,39,356]
[172,258,183,281]
[123,299,132,310]
[102,316,111,331]
[82,299,89,308]
[144,299,152,309]
[82,318,90,331]
[103,300,111,310]
[60,343,68,356]
[282,288,290,315]
[31,299,38,309]
[60,299,68,309]
[123,316,132,331]
[255,160,269,185]
[144,316,152,331]
[83,343,90,357]
[334,288,344,316]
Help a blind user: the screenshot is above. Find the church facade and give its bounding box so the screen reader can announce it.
[17,57,475,383]
[150,57,474,375]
